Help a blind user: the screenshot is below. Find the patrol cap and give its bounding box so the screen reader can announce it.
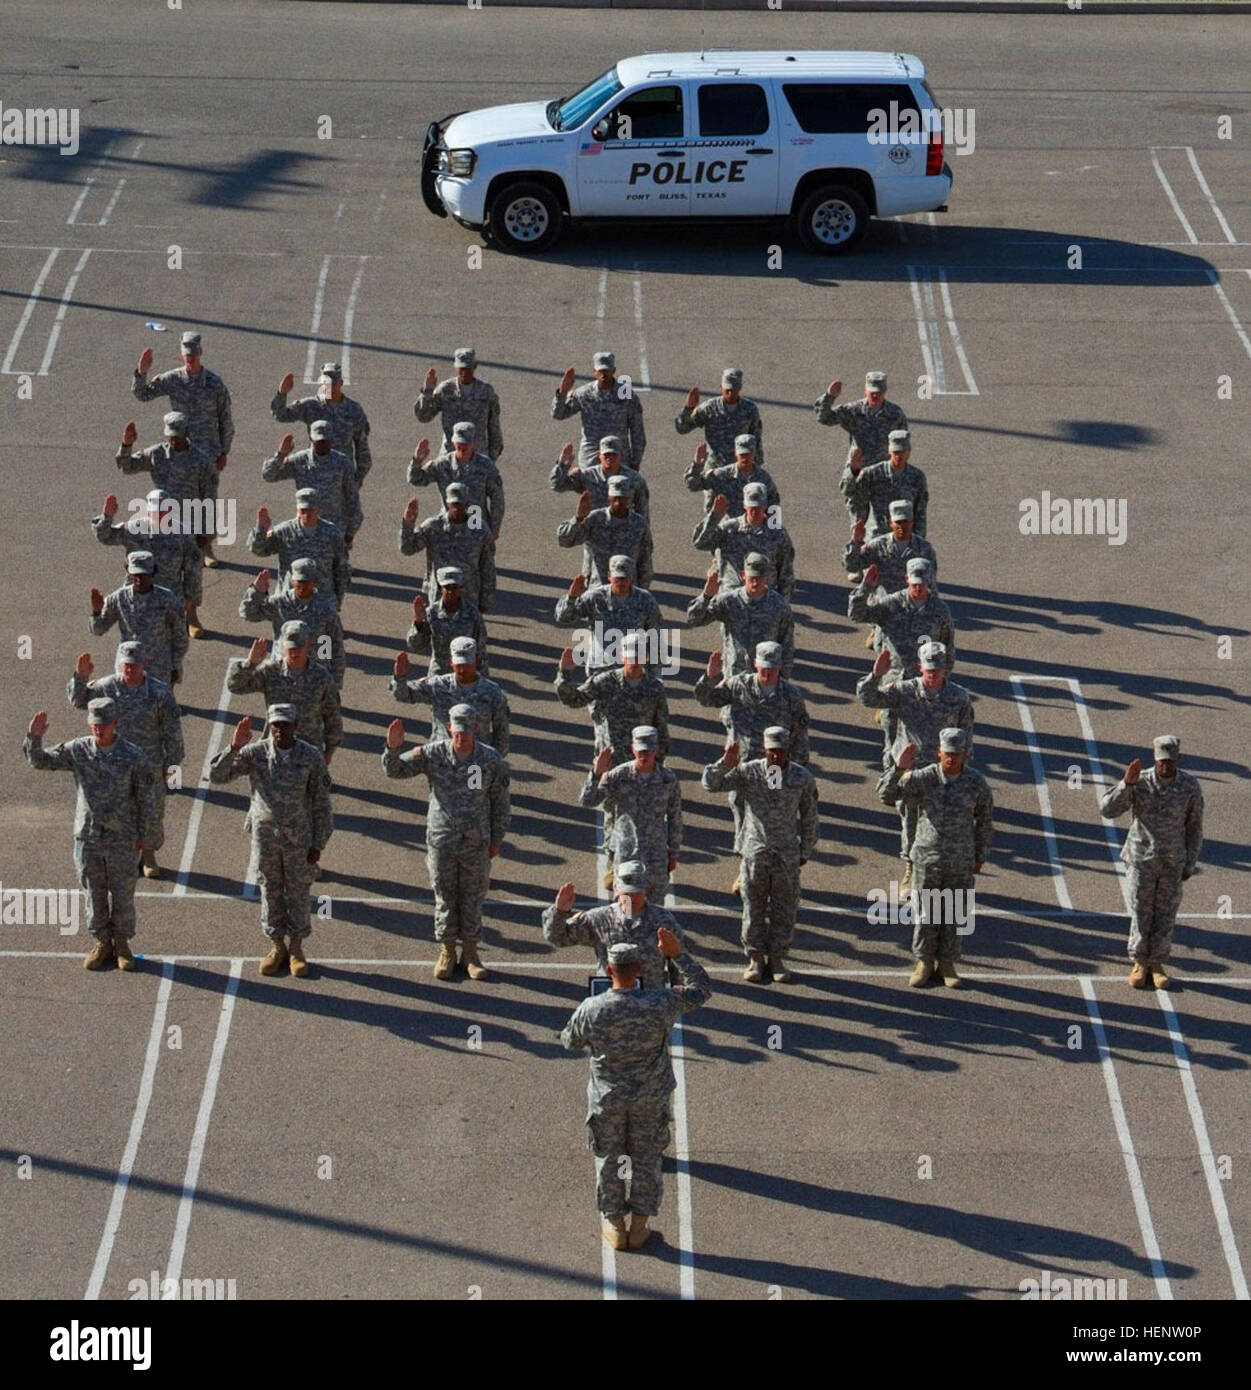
[888,429,911,451]
[631,725,659,751]
[763,726,790,749]
[116,641,145,665]
[87,696,118,724]
[919,641,947,670]
[280,619,311,648]
[743,481,768,507]
[606,475,632,498]
[448,702,477,732]
[721,367,743,387]
[755,641,784,669]
[598,434,622,454]
[449,636,478,664]
[163,411,188,437]
[865,371,887,392]
[145,487,169,507]
[734,434,756,455]
[290,557,319,581]
[613,860,648,893]
[1153,734,1180,760]
[608,554,634,579]
[939,727,968,754]
[743,551,769,576]
[888,498,914,521]
[445,482,469,503]
[436,565,464,587]
[266,703,298,726]
[180,331,202,352]
[295,487,320,507]
[126,550,155,574]
[592,350,615,371]
[905,557,933,585]
[451,420,476,444]
[309,420,332,441]
[607,942,643,967]
[319,361,343,382]
[453,347,476,368]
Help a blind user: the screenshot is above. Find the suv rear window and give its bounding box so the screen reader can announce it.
[782,83,921,135]
[698,82,770,137]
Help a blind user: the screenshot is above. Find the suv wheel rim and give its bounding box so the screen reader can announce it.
[811,198,856,245]
[504,196,549,242]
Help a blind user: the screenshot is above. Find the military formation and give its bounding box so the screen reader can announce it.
[23,341,1207,1252]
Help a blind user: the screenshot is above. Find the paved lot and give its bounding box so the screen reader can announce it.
[0,1,1248,1302]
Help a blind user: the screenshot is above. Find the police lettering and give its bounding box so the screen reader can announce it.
[627,159,748,186]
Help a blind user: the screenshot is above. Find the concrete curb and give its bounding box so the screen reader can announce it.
[341,1,1251,13]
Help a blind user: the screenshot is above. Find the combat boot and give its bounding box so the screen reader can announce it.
[186,605,205,639]
[937,958,961,988]
[1128,960,1149,989]
[83,937,113,971]
[742,952,766,983]
[259,939,288,976]
[113,937,137,972]
[731,872,741,897]
[460,939,488,980]
[628,1213,651,1250]
[769,957,791,983]
[288,937,309,978]
[200,540,219,569]
[602,864,614,889]
[433,942,457,980]
[141,847,160,879]
[1149,961,1171,990]
[603,1216,628,1250]
[909,956,936,987]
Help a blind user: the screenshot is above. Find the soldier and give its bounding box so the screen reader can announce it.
[382,706,510,981]
[555,632,670,761]
[414,348,503,460]
[93,487,205,638]
[68,641,183,880]
[262,425,361,547]
[228,622,342,763]
[542,859,686,991]
[552,351,646,470]
[1099,735,1203,990]
[843,498,937,596]
[116,412,220,569]
[879,731,993,989]
[210,705,333,978]
[554,559,661,677]
[400,485,496,613]
[132,332,233,563]
[406,424,504,540]
[580,728,681,902]
[702,729,818,983]
[686,557,794,679]
[549,437,649,521]
[557,479,653,588]
[90,551,186,687]
[406,566,489,678]
[240,559,346,690]
[24,701,155,971]
[685,436,780,516]
[844,429,929,540]
[271,361,372,486]
[848,557,954,681]
[674,367,763,466]
[692,479,795,598]
[391,637,509,755]
[815,369,908,481]
[248,489,350,608]
[561,933,712,1251]
[858,643,974,888]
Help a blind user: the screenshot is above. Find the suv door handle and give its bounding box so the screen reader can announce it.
[746,147,774,156]
[657,149,684,157]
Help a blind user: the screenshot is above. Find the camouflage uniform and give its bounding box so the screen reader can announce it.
[270,389,372,482]
[210,736,333,940]
[694,673,809,763]
[115,440,217,536]
[389,672,510,755]
[687,586,795,679]
[674,396,763,466]
[555,667,669,759]
[542,899,684,992]
[407,450,504,538]
[685,460,780,516]
[580,763,682,902]
[815,390,907,467]
[879,761,993,963]
[90,584,187,686]
[703,756,818,959]
[561,950,711,1218]
[248,516,349,607]
[227,657,343,755]
[133,366,234,456]
[414,377,503,459]
[557,507,653,589]
[692,511,795,597]
[240,582,346,689]
[262,446,362,540]
[555,584,661,676]
[401,511,496,611]
[549,460,649,520]
[1100,770,1203,963]
[407,596,489,678]
[67,671,183,853]
[843,459,929,539]
[843,530,937,593]
[847,581,954,680]
[92,513,202,604]
[382,739,510,944]
[552,382,646,470]
[24,732,155,941]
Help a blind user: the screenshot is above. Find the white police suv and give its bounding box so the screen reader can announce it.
[421,50,953,254]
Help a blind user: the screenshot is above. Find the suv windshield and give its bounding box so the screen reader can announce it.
[552,67,623,132]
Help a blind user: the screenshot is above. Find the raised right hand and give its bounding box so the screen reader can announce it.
[685,386,699,411]
[558,367,576,395]
[385,718,405,751]
[559,646,575,672]
[897,742,917,772]
[706,650,722,682]
[555,881,576,912]
[76,652,93,680]
[394,651,411,680]
[122,421,138,447]
[568,574,587,599]
[711,494,728,516]
[137,348,153,375]
[863,564,879,589]
[231,716,252,750]
[254,569,271,594]
[278,371,294,395]
[411,594,426,622]
[575,491,592,521]
[247,637,269,666]
[423,366,438,391]
[28,710,49,738]
[703,569,720,598]
[402,497,419,526]
[90,587,104,615]
[592,746,613,778]
[1124,758,1142,785]
[872,647,891,679]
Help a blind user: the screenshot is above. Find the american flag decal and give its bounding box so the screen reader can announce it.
[579,141,603,156]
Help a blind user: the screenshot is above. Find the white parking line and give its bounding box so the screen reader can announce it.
[906,265,978,396]
[1205,269,1251,363]
[302,255,332,385]
[85,961,177,1300]
[36,247,91,376]
[1149,148,1198,244]
[173,665,234,896]
[1079,976,1172,1300]
[165,958,243,1287]
[595,267,608,323]
[1008,676,1074,911]
[339,255,368,385]
[96,178,128,228]
[65,179,96,227]
[1183,147,1237,244]
[630,262,651,391]
[666,883,696,1299]
[0,246,60,375]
